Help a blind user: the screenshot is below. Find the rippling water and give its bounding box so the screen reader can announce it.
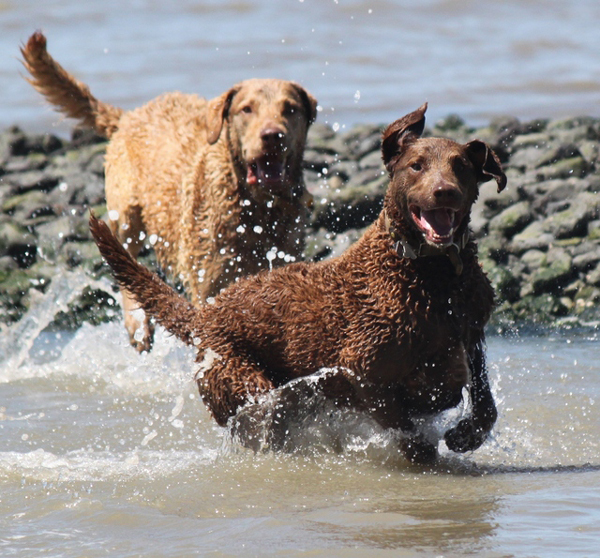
[2,0,600,134]
[1,273,599,557]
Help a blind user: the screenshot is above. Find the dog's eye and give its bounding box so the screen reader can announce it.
[283,102,298,116]
[453,158,468,172]
[410,162,422,172]
[241,105,253,114]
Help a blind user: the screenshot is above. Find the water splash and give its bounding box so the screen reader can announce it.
[226,368,470,466]
[0,270,112,373]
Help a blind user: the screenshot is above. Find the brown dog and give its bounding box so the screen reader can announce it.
[21,31,317,352]
[90,104,506,464]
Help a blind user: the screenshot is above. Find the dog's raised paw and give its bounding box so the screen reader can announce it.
[444,419,489,453]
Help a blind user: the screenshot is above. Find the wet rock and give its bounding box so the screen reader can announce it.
[310,168,386,233]
[2,170,58,194]
[0,218,37,268]
[520,249,547,272]
[49,286,119,331]
[481,258,521,303]
[530,247,573,295]
[530,178,589,214]
[541,192,600,239]
[478,231,509,264]
[509,221,554,254]
[3,113,600,332]
[573,284,600,313]
[535,156,588,181]
[572,244,600,272]
[488,200,533,238]
[59,240,104,271]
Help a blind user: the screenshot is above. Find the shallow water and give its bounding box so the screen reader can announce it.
[1,274,599,557]
[2,0,600,134]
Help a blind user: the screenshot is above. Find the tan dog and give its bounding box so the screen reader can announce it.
[90,104,507,464]
[21,31,317,351]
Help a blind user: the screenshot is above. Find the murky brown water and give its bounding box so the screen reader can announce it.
[1,273,599,557]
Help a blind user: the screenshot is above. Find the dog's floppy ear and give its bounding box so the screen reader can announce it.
[381,103,427,171]
[206,86,240,145]
[291,83,318,125]
[465,140,507,192]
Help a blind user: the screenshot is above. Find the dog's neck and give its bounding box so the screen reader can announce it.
[382,209,469,275]
[238,179,313,216]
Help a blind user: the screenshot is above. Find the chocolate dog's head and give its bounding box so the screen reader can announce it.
[205,79,318,200]
[382,103,506,249]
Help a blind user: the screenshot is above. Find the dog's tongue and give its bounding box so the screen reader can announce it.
[247,157,285,186]
[419,208,456,239]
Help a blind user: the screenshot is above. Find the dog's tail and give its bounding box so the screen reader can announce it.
[21,31,123,138]
[89,213,200,345]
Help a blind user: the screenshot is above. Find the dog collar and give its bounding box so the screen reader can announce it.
[383,209,469,275]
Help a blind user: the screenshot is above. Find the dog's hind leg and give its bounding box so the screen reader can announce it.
[105,208,155,352]
[90,213,199,347]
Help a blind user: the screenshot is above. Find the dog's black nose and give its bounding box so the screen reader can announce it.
[433,185,460,204]
[261,127,286,147]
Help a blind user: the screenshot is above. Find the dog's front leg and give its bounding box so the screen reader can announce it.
[196,351,275,428]
[349,379,439,465]
[444,337,497,453]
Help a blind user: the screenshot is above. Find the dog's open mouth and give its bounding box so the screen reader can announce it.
[247,155,287,191]
[410,205,460,246]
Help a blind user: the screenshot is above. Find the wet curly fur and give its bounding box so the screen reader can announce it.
[22,31,317,353]
[90,104,507,464]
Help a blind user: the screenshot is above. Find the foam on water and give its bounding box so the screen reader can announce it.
[0,447,218,484]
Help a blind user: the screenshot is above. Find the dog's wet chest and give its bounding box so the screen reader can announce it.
[374,314,470,388]
[236,202,305,258]
[372,268,474,391]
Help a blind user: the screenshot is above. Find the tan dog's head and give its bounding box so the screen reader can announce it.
[382,103,506,249]
[206,79,317,199]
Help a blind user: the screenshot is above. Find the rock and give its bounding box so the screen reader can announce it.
[510,221,554,254]
[509,143,554,171]
[572,245,600,272]
[535,156,588,181]
[3,113,600,332]
[0,218,37,268]
[478,232,509,263]
[530,247,573,295]
[482,259,521,303]
[530,178,589,214]
[2,169,59,194]
[520,249,547,272]
[310,168,386,233]
[480,178,523,220]
[59,240,104,271]
[488,200,533,238]
[587,219,600,240]
[573,284,600,312]
[541,192,600,239]
[585,263,600,287]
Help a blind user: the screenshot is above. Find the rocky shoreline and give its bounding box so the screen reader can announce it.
[2,113,600,336]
